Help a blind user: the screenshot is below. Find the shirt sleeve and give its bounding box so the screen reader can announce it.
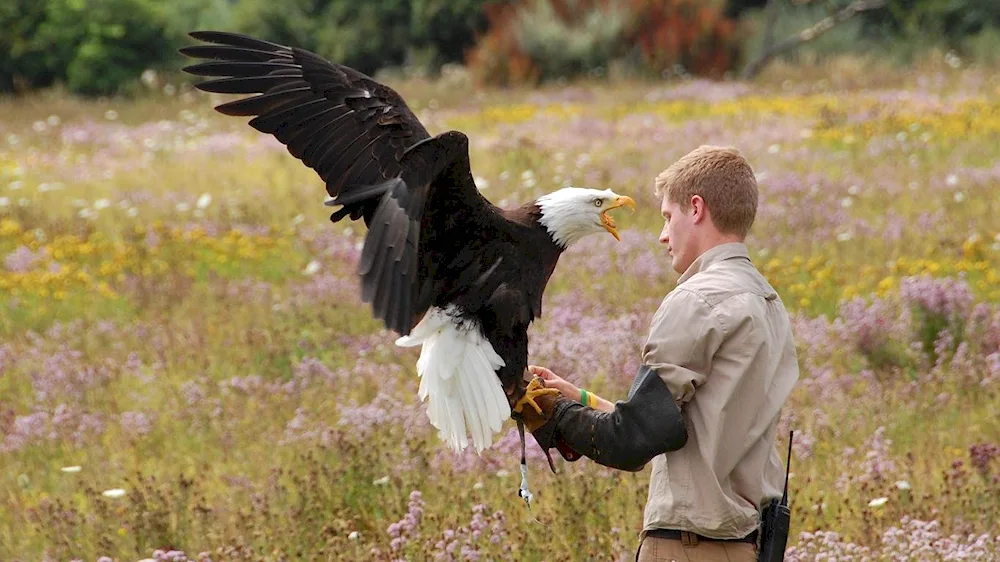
[641,288,727,405]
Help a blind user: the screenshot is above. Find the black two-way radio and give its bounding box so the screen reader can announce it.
[758,430,793,561]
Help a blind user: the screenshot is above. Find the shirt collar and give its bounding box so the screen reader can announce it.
[677,242,750,285]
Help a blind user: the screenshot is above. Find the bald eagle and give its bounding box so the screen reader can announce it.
[179,31,635,458]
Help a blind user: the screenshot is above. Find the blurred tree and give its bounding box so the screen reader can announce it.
[862,0,1000,42]
[467,0,742,85]
[408,0,492,69]
[741,0,887,79]
[1,0,175,95]
[232,0,492,76]
[725,0,770,17]
[0,0,51,92]
[1,0,491,96]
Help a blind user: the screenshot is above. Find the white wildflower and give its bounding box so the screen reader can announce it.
[372,475,390,486]
[348,531,360,540]
[102,488,127,498]
[60,466,82,473]
[141,69,158,87]
[303,260,321,276]
[895,480,911,490]
[196,193,212,209]
[104,110,118,121]
[868,497,888,508]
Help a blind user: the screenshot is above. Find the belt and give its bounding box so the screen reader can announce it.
[646,528,759,545]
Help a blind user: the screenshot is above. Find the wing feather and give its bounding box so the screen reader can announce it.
[180,31,430,201]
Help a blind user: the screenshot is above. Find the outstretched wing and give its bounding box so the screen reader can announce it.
[179,30,430,222]
[180,31,511,336]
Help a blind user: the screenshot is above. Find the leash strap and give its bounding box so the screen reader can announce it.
[517,418,533,506]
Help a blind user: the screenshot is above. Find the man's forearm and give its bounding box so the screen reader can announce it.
[592,395,615,413]
[574,387,615,413]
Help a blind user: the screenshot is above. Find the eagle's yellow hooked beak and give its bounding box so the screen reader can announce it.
[601,196,636,241]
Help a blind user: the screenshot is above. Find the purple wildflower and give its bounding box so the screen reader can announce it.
[4,245,41,272]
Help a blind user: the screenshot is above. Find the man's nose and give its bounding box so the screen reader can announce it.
[659,228,669,244]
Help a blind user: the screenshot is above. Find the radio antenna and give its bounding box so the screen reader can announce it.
[781,430,793,506]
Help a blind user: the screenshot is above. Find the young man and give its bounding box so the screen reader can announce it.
[521,145,800,562]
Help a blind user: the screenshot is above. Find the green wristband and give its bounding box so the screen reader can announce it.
[580,388,589,406]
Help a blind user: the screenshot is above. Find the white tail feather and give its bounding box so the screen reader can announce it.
[396,306,510,453]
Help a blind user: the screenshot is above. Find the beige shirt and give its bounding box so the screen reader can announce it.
[640,242,799,539]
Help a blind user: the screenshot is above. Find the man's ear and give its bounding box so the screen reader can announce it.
[690,195,708,224]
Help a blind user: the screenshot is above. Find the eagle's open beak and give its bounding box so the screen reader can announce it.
[601,195,636,241]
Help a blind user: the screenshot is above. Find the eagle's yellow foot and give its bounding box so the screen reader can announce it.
[512,377,560,415]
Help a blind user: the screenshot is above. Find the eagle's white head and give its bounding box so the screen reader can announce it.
[535,187,636,248]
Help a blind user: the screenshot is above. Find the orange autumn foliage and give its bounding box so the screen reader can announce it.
[466,0,743,85]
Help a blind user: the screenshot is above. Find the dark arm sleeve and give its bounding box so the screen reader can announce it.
[533,365,687,472]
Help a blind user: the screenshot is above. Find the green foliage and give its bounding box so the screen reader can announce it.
[407,0,493,68]
[512,0,631,80]
[0,0,51,92]
[1,0,489,96]
[231,0,491,76]
[864,0,1000,43]
[0,0,175,96]
[741,0,873,63]
[962,25,1000,65]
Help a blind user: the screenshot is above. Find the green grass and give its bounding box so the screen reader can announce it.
[1,62,999,561]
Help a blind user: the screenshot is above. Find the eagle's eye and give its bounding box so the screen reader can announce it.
[594,199,603,208]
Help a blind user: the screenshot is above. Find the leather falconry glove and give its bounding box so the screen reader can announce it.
[527,365,688,472]
[512,377,583,467]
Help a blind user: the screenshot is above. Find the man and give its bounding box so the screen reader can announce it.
[521,145,800,562]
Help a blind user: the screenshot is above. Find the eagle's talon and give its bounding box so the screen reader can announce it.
[512,377,560,415]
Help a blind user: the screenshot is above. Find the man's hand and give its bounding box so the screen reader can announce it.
[529,365,616,413]
[527,365,581,402]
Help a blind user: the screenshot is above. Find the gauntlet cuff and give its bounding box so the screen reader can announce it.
[533,365,687,471]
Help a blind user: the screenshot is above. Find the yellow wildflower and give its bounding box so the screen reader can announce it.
[0,219,22,237]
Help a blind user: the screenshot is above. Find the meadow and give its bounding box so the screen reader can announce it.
[2,58,1000,561]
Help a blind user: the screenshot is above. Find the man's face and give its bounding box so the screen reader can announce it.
[659,196,697,274]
